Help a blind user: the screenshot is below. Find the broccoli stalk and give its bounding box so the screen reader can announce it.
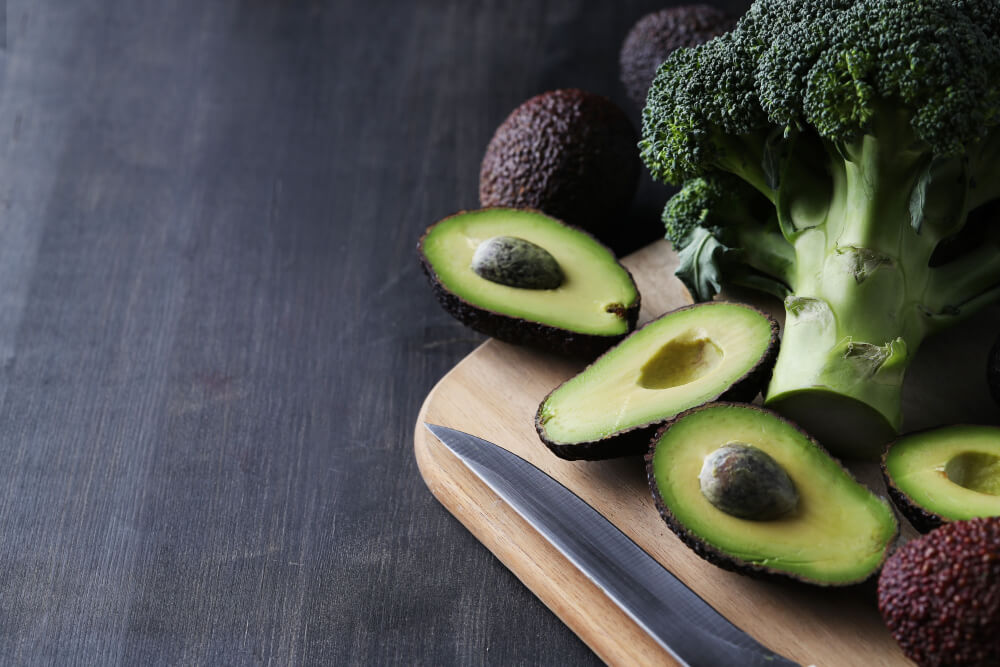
[644,0,1000,458]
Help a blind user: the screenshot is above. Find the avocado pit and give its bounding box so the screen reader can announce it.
[638,330,723,390]
[471,235,564,290]
[699,442,798,520]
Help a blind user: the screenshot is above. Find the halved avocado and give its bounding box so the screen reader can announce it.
[882,425,1000,533]
[536,302,778,460]
[419,208,640,357]
[648,403,899,585]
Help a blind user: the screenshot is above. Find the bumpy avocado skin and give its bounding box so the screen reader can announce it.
[479,89,638,239]
[646,403,898,584]
[536,304,779,460]
[878,518,1000,666]
[418,210,640,358]
[619,5,734,108]
[882,477,944,534]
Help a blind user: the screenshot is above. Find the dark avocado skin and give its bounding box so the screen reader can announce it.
[417,211,640,359]
[479,89,638,239]
[882,476,944,534]
[619,6,735,108]
[876,517,1000,667]
[877,517,1000,667]
[535,303,779,460]
[646,402,898,584]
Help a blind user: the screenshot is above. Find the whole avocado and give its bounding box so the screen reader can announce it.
[878,518,1000,666]
[479,89,638,240]
[619,5,734,109]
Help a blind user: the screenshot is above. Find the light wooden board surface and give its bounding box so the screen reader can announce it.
[414,239,1000,666]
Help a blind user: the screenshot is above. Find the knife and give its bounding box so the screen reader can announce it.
[424,423,800,667]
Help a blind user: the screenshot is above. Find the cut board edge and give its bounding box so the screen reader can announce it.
[414,380,678,667]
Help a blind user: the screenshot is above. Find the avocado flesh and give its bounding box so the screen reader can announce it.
[884,425,1000,526]
[650,404,898,584]
[537,303,776,455]
[421,209,637,336]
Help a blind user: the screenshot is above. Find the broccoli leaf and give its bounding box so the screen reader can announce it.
[675,227,727,302]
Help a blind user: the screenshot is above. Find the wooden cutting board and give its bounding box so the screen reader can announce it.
[414,239,1000,666]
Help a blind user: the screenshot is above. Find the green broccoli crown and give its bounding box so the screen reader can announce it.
[641,0,1000,184]
[641,0,1000,456]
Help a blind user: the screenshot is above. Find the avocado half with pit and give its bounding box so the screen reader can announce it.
[419,208,640,357]
[882,425,1000,533]
[648,403,899,585]
[536,302,778,460]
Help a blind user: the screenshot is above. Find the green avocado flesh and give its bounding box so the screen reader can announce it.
[421,209,637,335]
[650,404,898,584]
[885,425,1000,522]
[538,303,773,446]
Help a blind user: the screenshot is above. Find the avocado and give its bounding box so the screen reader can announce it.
[478,89,639,241]
[419,208,640,357]
[878,517,1000,666]
[648,403,899,585]
[882,425,1000,533]
[536,302,778,460]
[619,6,735,109]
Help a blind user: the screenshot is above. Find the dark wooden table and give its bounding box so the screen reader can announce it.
[0,1,750,663]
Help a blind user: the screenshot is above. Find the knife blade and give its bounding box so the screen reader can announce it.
[424,423,800,667]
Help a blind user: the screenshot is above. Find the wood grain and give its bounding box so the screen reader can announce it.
[415,240,917,666]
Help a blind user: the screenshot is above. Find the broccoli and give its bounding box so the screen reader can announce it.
[641,0,1000,458]
[664,173,795,300]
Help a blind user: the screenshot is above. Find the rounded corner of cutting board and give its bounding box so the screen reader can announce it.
[411,339,678,666]
[412,346,479,501]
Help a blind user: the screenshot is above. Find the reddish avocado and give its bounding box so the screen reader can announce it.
[878,518,1000,666]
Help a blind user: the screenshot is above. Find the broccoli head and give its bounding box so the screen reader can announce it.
[642,0,1000,458]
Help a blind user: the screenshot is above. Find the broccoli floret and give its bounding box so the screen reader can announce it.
[663,173,795,300]
[662,173,753,249]
[642,0,1000,458]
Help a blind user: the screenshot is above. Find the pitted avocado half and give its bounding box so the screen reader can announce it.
[535,302,778,460]
[882,425,1000,533]
[419,208,639,357]
[648,403,899,585]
